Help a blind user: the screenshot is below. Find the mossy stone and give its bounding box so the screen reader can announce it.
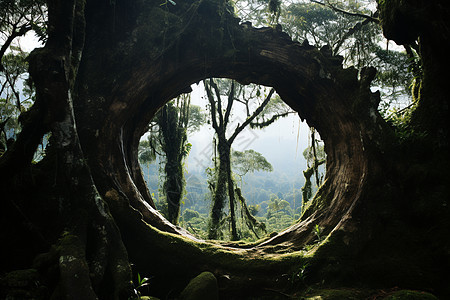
[179,271,219,300]
[1,269,39,288]
[303,288,365,300]
[0,269,47,299]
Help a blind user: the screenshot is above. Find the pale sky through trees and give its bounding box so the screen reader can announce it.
[187,82,310,174]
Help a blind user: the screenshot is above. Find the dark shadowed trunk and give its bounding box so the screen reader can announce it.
[1,0,449,299]
[159,104,186,225]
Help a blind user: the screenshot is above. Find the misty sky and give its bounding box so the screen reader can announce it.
[186,83,311,175]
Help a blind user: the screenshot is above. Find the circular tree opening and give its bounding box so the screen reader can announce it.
[138,79,326,242]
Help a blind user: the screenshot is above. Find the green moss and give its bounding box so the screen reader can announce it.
[143,217,308,268]
[303,288,366,299]
[301,288,438,300]
[382,290,438,300]
[301,178,332,219]
[179,271,218,300]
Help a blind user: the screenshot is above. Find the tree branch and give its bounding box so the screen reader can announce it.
[3,69,23,112]
[249,111,295,129]
[203,79,220,132]
[223,80,235,126]
[310,0,379,24]
[229,88,275,143]
[333,17,372,54]
[209,78,225,129]
[0,24,31,71]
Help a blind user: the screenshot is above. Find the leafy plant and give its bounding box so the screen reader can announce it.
[290,262,309,286]
[313,224,324,243]
[130,273,151,300]
[160,0,176,6]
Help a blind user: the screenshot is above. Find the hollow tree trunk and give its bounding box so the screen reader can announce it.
[1,0,449,298]
[1,0,134,298]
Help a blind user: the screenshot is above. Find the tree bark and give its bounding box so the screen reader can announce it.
[159,104,185,225]
[208,137,234,240]
[1,0,449,298]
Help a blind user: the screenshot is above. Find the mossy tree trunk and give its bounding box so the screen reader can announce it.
[159,103,186,225]
[204,79,238,240]
[214,134,239,241]
[0,0,449,299]
[208,137,236,240]
[204,79,274,241]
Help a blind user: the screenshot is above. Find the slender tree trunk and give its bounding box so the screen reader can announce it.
[160,104,185,225]
[223,141,238,241]
[226,176,238,240]
[164,156,183,224]
[208,137,229,239]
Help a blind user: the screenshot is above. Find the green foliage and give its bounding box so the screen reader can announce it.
[235,0,413,113]
[0,0,47,45]
[313,224,324,243]
[139,95,205,225]
[186,105,206,133]
[1,48,35,154]
[280,1,413,111]
[250,94,294,129]
[385,105,427,143]
[248,204,260,216]
[267,194,290,212]
[130,273,151,300]
[290,261,309,287]
[140,163,305,241]
[138,138,157,165]
[283,2,340,43]
[183,208,200,222]
[303,144,326,165]
[1,0,45,155]
[231,149,273,177]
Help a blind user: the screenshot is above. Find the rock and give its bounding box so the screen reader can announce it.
[0,269,47,299]
[1,269,39,289]
[179,271,219,300]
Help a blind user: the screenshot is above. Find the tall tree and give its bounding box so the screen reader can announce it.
[281,0,414,110]
[0,0,46,69]
[139,95,204,225]
[0,48,35,151]
[1,0,46,155]
[204,78,275,240]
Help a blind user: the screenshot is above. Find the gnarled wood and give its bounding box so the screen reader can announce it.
[1,0,448,298]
